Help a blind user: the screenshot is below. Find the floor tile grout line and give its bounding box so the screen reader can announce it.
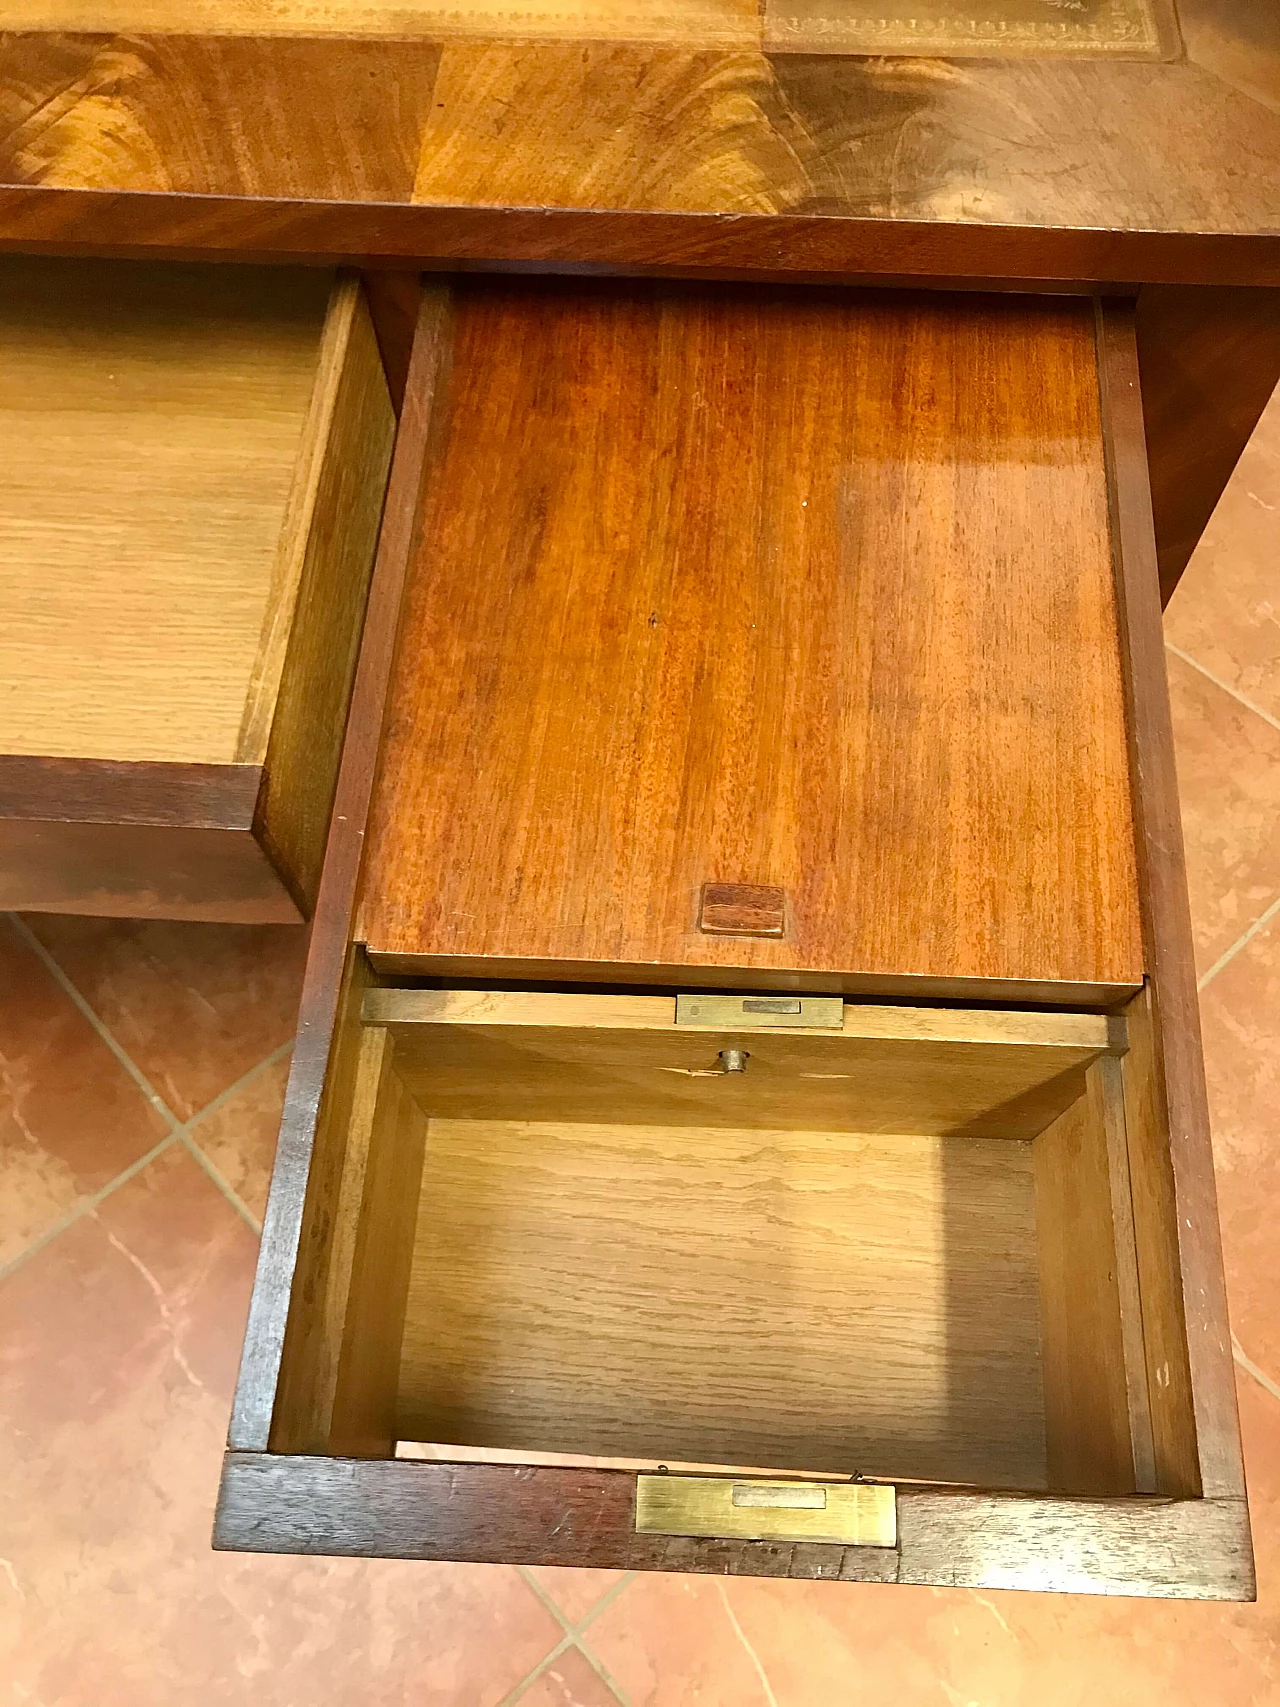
[514,1563,580,1634]
[1164,638,1280,993]
[513,1567,637,1707]
[176,1131,264,1235]
[1196,891,1280,992]
[574,1633,637,1707]
[1233,1336,1280,1405]
[184,1038,294,1132]
[717,1580,780,1707]
[0,1131,177,1283]
[8,913,183,1131]
[1165,640,1280,738]
[176,1039,295,1233]
[516,1565,637,1639]
[569,1571,638,1645]
[491,1632,575,1707]
[7,913,289,1232]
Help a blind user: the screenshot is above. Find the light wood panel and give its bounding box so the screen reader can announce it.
[0,258,395,922]
[398,1116,1047,1489]
[269,949,384,1455]
[363,986,1120,1050]
[1117,982,1201,1495]
[1033,1058,1154,1495]
[0,258,329,766]
[253,277,396,913]
[371,991,1114,1139]
[330,1027,429,1458]
[360,283,1142,998]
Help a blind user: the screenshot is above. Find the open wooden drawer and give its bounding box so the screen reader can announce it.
[0,258,395,922]
[214,281,1252,1597]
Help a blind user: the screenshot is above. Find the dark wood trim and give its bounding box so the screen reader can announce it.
[361,271,423,416]
[213,1454,1254,1599]
[1095,299,1247,1503]
[1135,284,1280,604]
[0,245,1153,296]
[229,286,455,1451]
[0,757,303,920]
[0,818,301,922]
[894,1488,1252,1599]
[0,189,1277,290]
[0,754,260,827]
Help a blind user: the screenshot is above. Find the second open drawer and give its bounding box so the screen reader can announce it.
[0,258,395,922]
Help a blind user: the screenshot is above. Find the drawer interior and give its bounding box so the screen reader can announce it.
[0,257,347,768]
[274,987,1162,1497]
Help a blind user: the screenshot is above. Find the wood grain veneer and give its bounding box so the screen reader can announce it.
[359,282,1143,999]
[252,279,397,913]
[266,985,1162,1497]
[0,755,299,921]
[268,986,1159,1496]
[1034,1058,1155,1496]
[2,33,1278,290]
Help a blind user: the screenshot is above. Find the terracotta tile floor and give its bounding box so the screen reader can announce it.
[4,389,1280,1704]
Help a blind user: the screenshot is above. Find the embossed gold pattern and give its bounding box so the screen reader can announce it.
[766,0,1171,56]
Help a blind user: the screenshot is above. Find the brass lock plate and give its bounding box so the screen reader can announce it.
[635,1476,897,1546]
[675,993,844,1030]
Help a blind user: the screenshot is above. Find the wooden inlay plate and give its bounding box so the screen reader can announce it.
[359,282,1143,997]
[699,883,787,938]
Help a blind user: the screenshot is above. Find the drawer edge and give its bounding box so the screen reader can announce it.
[363,950,1142,1011]
[212,1454,1255,1600]
[0,757,302,923]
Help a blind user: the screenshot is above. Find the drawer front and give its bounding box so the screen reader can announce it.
[0,258,395,922]
[215,285,1251,1600]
